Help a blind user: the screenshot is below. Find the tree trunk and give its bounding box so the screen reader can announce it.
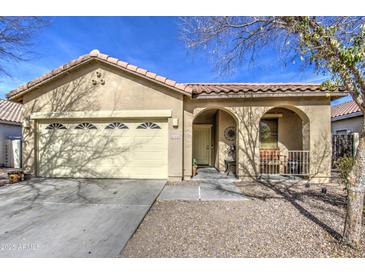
[343,186,365,247]
[342,128,365,248]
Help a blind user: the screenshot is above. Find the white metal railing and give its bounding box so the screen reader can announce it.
[260,150,310,176]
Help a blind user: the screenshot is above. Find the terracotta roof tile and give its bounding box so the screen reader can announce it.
[146,71,157,78]
[6,50,346,101]
[126,64,138,71]
[165,79,176,86]
[186,83,346,97]
[331,100,362,119]
[89,49,99,57]
[117,60,128,68]
[175,83,186,90]
[0,99,22,124]
[98,53,109,60]
[6,50,192,99]
[107,57,118,64]
[136,68,147,75]
[155,75,167,83]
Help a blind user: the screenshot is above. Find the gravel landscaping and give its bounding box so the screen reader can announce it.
[121,180,365,257]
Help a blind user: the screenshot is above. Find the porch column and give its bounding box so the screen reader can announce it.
[307,105,332,183]
[234,106,263,180]
[183,109,193,180]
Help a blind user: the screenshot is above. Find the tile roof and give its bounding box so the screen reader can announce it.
[331,100,362,119]
[0,99,22,124]
[6,50,346,101]
[6,49,192,100]
[187,83,346,97]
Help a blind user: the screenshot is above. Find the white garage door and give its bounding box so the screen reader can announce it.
[37,119,168,179]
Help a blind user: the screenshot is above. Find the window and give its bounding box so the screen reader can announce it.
[75,122,97,129]
[105,122,128,129]
[137,122,161,129]
[45,123,67,129]
[260,119,278,149]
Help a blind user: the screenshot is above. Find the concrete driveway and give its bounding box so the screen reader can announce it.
[0,178,165,257]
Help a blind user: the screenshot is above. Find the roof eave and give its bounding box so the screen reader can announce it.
[7,58,95,102]
[0,120,22,126]
[192,91,347,99]
[7,56,192,102]
[331,111,363,121]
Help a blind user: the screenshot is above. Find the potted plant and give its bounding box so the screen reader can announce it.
[8,172,22,184]
[192,158,198,177]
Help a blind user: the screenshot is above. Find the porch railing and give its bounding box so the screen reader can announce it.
[259,149,310,176]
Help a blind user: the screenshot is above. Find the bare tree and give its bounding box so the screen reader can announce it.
[0,16,48,76]
[180,16,365,248]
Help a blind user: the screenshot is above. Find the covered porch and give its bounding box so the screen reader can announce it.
[259,107,310,177]
[192,108,238,177]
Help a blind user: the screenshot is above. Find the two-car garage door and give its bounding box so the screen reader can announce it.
[37,119,168,179]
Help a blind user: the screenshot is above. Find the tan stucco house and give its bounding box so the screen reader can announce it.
[7,50,346,183]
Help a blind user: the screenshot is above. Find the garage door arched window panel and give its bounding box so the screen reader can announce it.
[105,122,128,129]
[75,122,97,129]
[137,122,161,129]
[45,123,67,129]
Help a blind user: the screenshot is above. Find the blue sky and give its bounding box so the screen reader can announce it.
[0,16,350,104]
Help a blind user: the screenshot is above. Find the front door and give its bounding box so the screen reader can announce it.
[193,125,212,165]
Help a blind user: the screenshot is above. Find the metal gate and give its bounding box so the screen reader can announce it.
[332,133,356,168]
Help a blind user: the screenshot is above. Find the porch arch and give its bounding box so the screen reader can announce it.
[192,106,239,176]
[193,106,239,124]
[260,105,310,150]
[259,105,311,176]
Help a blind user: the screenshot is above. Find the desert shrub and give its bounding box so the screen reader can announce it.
[336,156,354,194]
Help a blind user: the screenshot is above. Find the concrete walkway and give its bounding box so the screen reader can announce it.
[159,167,246,201]
[192,166,236,180]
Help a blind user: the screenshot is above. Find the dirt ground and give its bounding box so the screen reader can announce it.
[122,181,365,258]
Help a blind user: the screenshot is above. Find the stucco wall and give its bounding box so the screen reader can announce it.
[216,110,236,171]
[21,61,184,180]
[0,123,22,166]
[331,116,364,134]
[265,108,303,152]
[184,97,332,182]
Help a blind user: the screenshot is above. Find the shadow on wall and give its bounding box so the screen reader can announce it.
[232,107,262,180]
[22,71,143,178]
[308,131,331,182]
[231,106,331,182]
[37,124,140,178]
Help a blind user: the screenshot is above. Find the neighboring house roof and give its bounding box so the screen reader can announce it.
[0,99,22,124]
[6,49,347,101]
[331,100,363,121]
[187,83,346,98]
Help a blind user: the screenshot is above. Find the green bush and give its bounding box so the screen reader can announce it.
[335,156,354,192]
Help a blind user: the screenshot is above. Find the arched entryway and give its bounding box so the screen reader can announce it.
[259,106,310,176]
[192,108,238,177]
